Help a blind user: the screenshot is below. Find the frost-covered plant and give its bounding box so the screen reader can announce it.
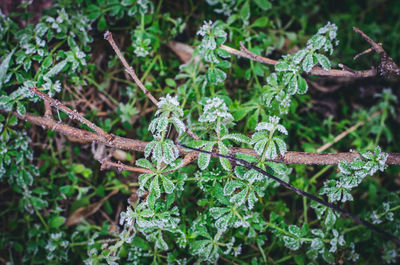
[320,146,388,203]
[145,94,184,165]
[197,21,230,84]
[192,97,249,170]
[251,116,287,160]
[264,22,339,114]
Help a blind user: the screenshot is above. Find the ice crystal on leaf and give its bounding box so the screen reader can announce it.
[199,97,233,124]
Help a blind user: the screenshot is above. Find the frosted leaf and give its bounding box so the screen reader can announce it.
[247,190,257,209]
[209,207,230,219]
[287,74,298,95]
[310,237,324,250]
[44,60,67,80]
[273,137,287,156]
[265,141,277,159]
[170,116,185,135]
[292,49,308,64]
[266,73,278,87]
[302,53,314,73]
[152,141,163,162]
[223,180,243,196]
[275,61,289,72]
[197,20,213,37]
[161,175,175,194]
[157,94,183,118]
[315,53,331,70]
[215,212,232,231]
[136,158,154,170]
[144,140,157,158]
[199,97,233,124]
[253,138,267,156]
[222,133,250,144]
[230,186,248,206]
[283,236,301,251]
[198,142,214,170]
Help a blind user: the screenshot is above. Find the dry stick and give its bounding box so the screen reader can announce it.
[220,45,377,78]
[43,101,53,118]
[104,31,200,140]
[353,27,400,77]
[353,27,385,54]
[354,43,382,60]
[30,86,114,143]
[316,111,380,153]
[104,31,159,106]
[100,159,152,174]
[178,143,400,246]
[10,110,400,165]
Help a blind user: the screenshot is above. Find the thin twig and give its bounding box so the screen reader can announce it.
[317,111,380,153]
[354,43,382,60]
[30,86,114,143]
[177,143,400,246]
[353,27,385,54]
[104,31,159,106]
[10,111,400,165]
[100,159,152,174]
[104,31,200,140]
[43,101,53,118]
[353,27,400,77]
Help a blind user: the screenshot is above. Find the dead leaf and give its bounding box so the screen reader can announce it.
[66,189,118,226]
[167,41,201,64]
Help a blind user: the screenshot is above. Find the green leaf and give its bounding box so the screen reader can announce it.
[218,141,231,170]
[224,180,243,196]
[250,17,269,28]
[283,235,301,250]
[198,143,214,170]
[97,15,107,31]
[49,216,65,229]
[287,74,298,95]
[254,0,272,10]
[230,186,248,206]
[275,62,289,72]
[165,78,176,87]
[302,53,314,73]
[144,140,157,158]
[161,175,175,194]
[44,60,67,80]
[0,48,16,90]
[315,53,331,71]
[222,133,250,144]
[206,67,226,84]
[297,75,308,94]
[148,176,160,208]
[136,158,154,170]
[322,249,335,264]
[293,49,308,64]
[16,102,26,115]
[240,0,250,21]
[265,140,277,159]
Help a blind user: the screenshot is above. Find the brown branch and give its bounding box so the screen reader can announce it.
[104,31,159,106]
[43,101,52,118]
[353,27,400,77]
[100,159,152,174]
[104,31,200,140]
[11,111,400,165]
[354,43,382,60]
[353,27,385,54]
[30,86,114,143]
